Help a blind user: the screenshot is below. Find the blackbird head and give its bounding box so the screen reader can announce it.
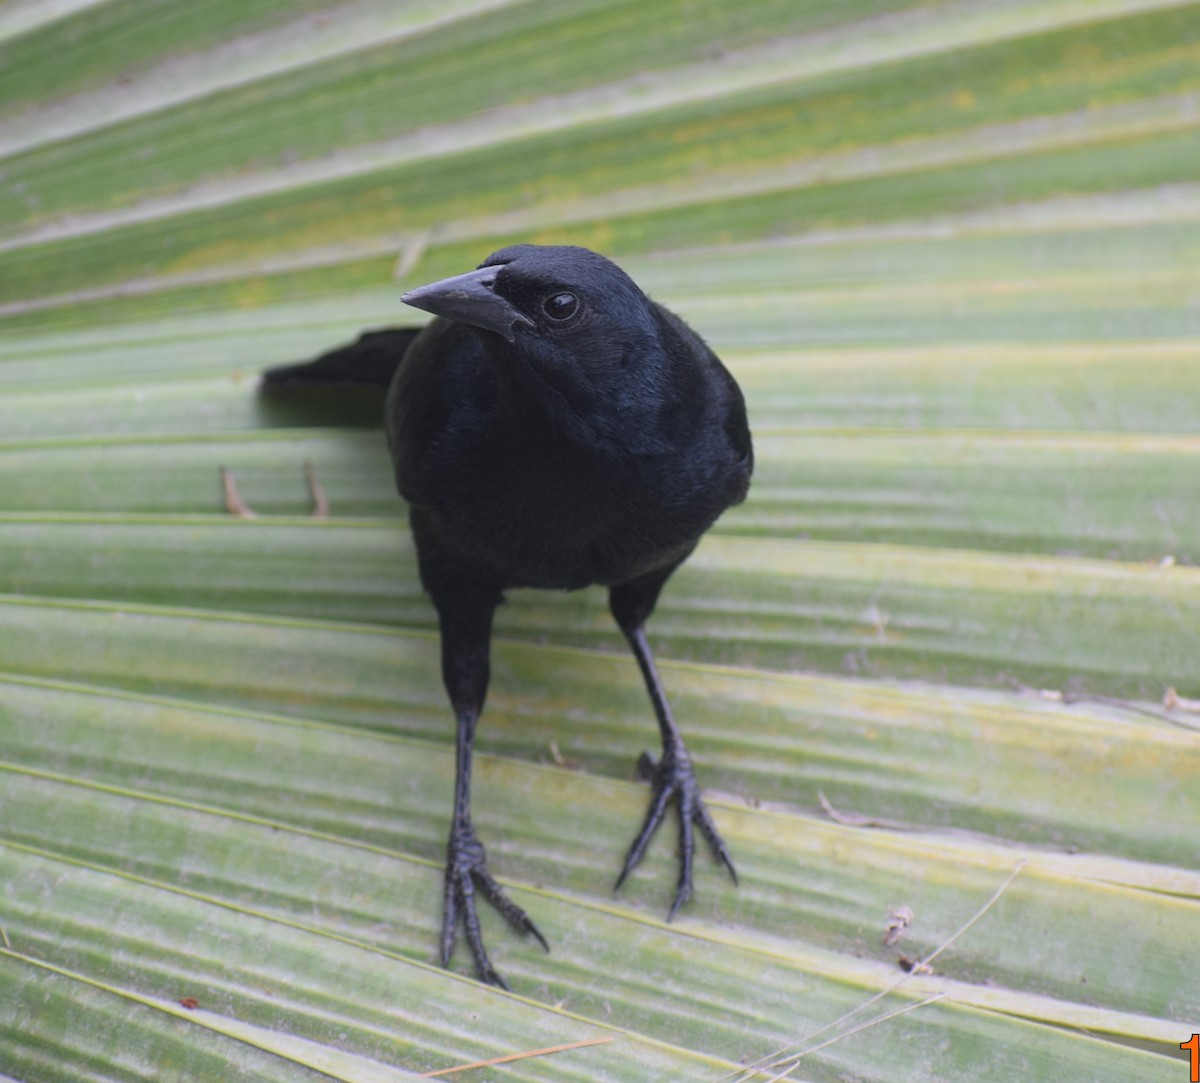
[402,245,672,429]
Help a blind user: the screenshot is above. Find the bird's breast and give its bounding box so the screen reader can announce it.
[423,435,722,590]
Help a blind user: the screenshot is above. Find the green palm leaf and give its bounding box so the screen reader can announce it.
[2,1,1197,1079]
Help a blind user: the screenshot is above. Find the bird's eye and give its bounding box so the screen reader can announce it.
[542,292,579,321]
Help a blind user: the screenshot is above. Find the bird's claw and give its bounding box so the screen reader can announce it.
[441,820,548,988]
[615,744,737,919]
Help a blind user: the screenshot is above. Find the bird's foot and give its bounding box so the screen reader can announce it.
[441,818,548,989]
[615,743,737,920]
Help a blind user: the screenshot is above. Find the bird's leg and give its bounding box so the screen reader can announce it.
[434,585,547,988]
[609,571,737,919]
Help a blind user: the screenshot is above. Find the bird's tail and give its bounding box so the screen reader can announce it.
[260,328,420,389]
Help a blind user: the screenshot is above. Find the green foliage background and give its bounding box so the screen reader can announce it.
[1,1,1198,1079]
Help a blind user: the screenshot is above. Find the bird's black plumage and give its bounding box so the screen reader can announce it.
[263,244,752,988]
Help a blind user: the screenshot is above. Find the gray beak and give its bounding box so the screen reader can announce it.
[402,266,534,343]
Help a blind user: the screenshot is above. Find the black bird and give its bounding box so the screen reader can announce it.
[263,244,753,987]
